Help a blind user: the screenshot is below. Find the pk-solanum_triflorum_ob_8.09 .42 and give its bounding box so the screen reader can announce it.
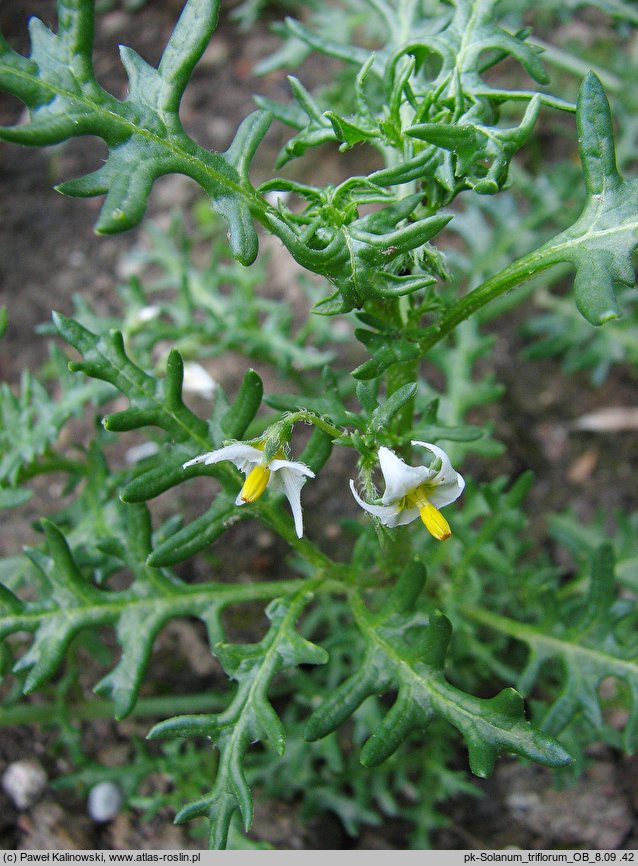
[1,0,638,851]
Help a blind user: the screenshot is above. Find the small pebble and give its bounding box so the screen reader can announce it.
[87,781,123,823]
[2,759,48,809]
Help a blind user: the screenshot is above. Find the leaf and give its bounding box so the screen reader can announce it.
[3,515,186,717]
[53,313,212,448]
[305,562,572,775]
[0,0,271,263]
[267,195,451,314]
[54,312,322,550]
[146,496,246,568]
[0,509,306,719]
[0,488,33,509]
[351,327,421,380]
[265,367,356,428]
[464,543,638,753]
[220,370,264,440]
[148,585,328,849]
[536,73,638,324]
[0,348,111,486]
[256,76,336,167]
[407,96,541,194]
[368,382,417,433]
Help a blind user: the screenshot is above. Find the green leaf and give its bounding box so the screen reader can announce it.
[464,543,638,753]
[0,509,304,719]
[352,328,421,380]
[220,370,264,440]
[266,195,451,314]
[265,367,355,428]
[5,515,180,715]
[536,73,638,324]
[148,585,328,849]
[0,488,33,510]
[53,313,211,448]
[306,567,572,776]
[368,383,417,433]
[0,0,271,263]
[0,347,111,486]
[407,96,541,195]
[146,496,245,568]
[298,427,335,475]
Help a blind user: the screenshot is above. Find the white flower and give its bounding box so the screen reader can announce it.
[350,441,465,541]
[183,443,315,538]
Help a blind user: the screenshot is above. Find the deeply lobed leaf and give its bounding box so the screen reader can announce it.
[305,561,572,775]
[0,0,270,262]
[148,586,328,849]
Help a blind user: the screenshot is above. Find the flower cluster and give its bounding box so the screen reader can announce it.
[184,439,464,541]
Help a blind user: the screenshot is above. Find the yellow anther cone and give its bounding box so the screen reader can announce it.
[419,499,451,541]
[240,464,271,503]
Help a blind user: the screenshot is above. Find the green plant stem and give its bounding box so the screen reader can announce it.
[280,411,348,442]
[0,575,349,637]
[528,38,623,94]
[460,604,638,684]
[419,247,554,355]
[0,691,228,727]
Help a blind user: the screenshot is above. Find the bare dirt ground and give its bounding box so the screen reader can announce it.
[1,0,637,851]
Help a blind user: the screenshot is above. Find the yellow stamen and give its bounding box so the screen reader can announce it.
[406,487,451,541]
[240,464,271,503]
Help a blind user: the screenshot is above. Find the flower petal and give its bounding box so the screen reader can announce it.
[427,472,465,508]
[377,446,434,505]
[411,441,454,482]
[349,479,418,527]
[269,458,315,478]
[278,467,310,538]
[183,443,262,472]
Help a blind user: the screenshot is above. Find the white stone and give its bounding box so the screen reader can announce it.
[2,759,47,809]
[87,781,123,823]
